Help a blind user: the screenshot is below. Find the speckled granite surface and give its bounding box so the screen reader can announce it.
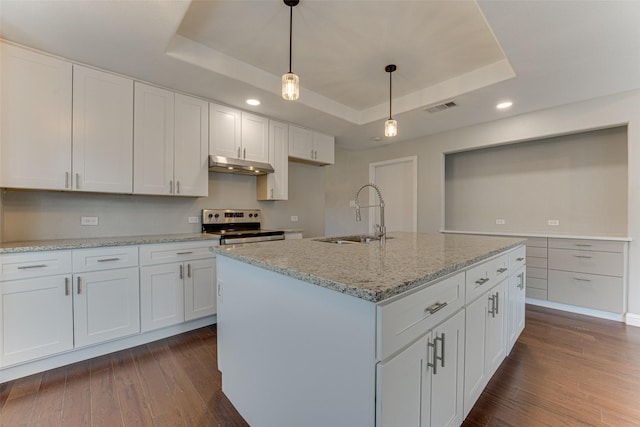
[213,232,526,303]
[0,233,220,254]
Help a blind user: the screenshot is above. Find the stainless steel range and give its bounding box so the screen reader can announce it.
[201,209,285,245]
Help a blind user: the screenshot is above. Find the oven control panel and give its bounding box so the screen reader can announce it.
[202,209,261,225]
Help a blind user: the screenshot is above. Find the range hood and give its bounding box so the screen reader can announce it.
[208,155,274,175]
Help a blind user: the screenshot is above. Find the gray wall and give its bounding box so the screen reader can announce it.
[1,161,326,241]
[444,126,628,236]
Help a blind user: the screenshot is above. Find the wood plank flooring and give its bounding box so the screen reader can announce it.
[1,305,639,426]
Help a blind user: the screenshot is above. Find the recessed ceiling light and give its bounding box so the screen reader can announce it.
[496,101,513,110]
[246,99,261,106]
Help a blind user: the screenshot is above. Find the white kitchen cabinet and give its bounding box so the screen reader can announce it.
[140,242,217,332]
[257,120,289,200]
[72,267,140,347]
[464,279,506,417]
[288,124,334,165]
[0,275,73,367]
[1,42,72,190]
[209,103,269,164]
[134,83,208,197]
[507,266,526,353]
[72,65,133,193]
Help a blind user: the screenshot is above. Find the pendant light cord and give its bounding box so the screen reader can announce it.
[289,5,293,73]
[389,71,392,119]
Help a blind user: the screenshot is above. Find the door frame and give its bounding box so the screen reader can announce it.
[368,156,418,233]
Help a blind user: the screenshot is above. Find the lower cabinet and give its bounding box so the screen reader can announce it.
[0,274,74,366]
[376,309,465,427]
[140,242,216,332]
[463,279,507,417]
[507,266,526,353]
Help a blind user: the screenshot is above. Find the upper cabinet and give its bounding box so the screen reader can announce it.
[257,120,289,201]
[133,83,208,197]
[1,43,72,190]
[288,124,334,165]
[73,65,133,193]
[209,103,269,164]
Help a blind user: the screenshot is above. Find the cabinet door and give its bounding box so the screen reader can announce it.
[73,65,133,193]
[485,280,506,379]
[184,258,216,321]
[463,293,489,417]
[376,335,429,427]
[73,268,140,348]
[1,43,72,190]
[140,263,184,332]
[507,267,526,353]
[174,93,208,197]
[312,131,335,165]
[209,103,241,159]
[430,310,465,427]
[0,275,73,366]
[133,82,175,195]
[241,112,269,163]
[257,120,288,200]
[288,125,313,161]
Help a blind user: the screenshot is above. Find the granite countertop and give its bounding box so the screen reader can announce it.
[0,233,220,254]
[213,232,526,303]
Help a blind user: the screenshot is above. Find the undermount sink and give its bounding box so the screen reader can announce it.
[315,235,388,244]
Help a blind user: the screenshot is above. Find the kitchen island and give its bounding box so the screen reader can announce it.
[213,232,526,427]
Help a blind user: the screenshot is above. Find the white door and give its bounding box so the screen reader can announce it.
[174,93,209,197]
[72,65,133,193]
[133,82,175,195]
[288,125,313,161]
[485,281,506,378]
[184,258,217,321]
[369,156,418,233]
[241,112,269,163]
[140,263,184,332]
[73,268,140,348]
[209,103,241,159]
[463,293,489,416]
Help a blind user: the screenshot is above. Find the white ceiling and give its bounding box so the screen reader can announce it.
[1,0,639,150]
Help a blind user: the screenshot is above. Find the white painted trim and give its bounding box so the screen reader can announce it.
[525,298,624,322]
[625,313,640,328]
[368,156,418,233]
[0,315,216,384]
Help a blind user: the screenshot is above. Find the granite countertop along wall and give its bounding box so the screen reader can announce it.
[213,232,526,303]
[0,233,221,254]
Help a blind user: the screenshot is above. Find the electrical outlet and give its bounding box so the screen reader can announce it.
[188,217,199,224]
[81,216,98,226]
[548,219,560,226]
[291,215,299,222]
[495,219,506,225]
[349,200,357,208]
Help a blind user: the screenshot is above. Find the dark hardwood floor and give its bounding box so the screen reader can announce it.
[1,305,639,426]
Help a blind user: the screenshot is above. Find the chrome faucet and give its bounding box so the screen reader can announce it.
[354,183,386,243]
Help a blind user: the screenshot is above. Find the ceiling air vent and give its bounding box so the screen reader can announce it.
[425,101,457,113]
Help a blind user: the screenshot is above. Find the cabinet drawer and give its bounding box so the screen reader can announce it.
[526,266,547,280]
[509,245,526,271]
[548,270,623,313]
[527,257,547,269]
[526,246,547,259]
[526,287,547,300]
[140,241,216,266]
[548,248,623,277]
[377,271,464,361]
[527,277,548,290]
[0,251,72,281]
[72,246,138,272]
[526,237,548,248]
[466,255,507,303]
[493,254,510,284]
[548,238,624,253]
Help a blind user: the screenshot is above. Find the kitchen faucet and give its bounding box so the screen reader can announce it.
[354,183,386,243]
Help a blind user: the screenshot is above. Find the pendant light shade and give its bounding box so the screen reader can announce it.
[385,64,397,137]
[282,0,300,101]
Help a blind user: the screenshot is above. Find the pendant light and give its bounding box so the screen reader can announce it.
[384,64,397,137]
[282,0,300,101]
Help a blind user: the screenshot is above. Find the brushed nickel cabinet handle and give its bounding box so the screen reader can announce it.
[176,180,180,194]
[77,276,82,294]
[179,264,184,280]
[97,257,120,263]
[65,171,70,189]
[573,277,592,282]
[497,267,508,274]
[243,148,246,159]
[237,147,241,158]
[488,294,495,317]
[574,255,592,259]
[17,264,47,269]
[187,263,191,278]
[177,251,193,255]
[169,180,173,194]
[475,277,490,286]
[76,173,80,189]
[435,333,445,369]
[495,291,500,315]
[427,340,437,375]
[65,277,70,296]
[425,301,448,315]
[575,244,593,247]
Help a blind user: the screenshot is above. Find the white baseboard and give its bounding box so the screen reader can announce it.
[625,313,640,328]
[525,298,625,322]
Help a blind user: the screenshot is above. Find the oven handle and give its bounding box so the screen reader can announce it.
[221,234,285,245]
